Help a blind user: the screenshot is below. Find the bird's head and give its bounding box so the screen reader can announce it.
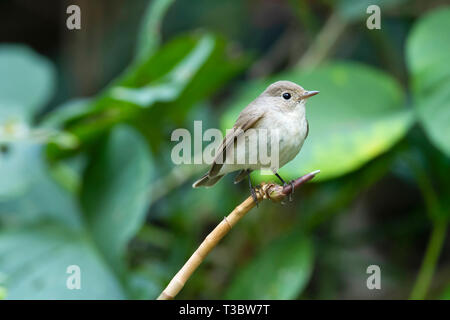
[262,80,319,110]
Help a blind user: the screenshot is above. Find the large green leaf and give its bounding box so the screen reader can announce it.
[0,143,82,229]
[406,7,450,97]
[0,127,153,299]
[112,34,216,107]
[406,7,450,157]
[41,98,93,130]
[0,45,55,121]
[225,232,314,299]
[0,46,60,199]
[222,62,412,181]
[415,87,450,157]
[0,224,125,299]
[0,142,36,200]
[110,32,246,119]
[81,125,154,266]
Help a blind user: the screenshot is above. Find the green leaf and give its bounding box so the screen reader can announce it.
[0,45,55,121]
[0,143,82,228]
[415,87,450,157]
[225,232,314,299]
[222,62,412,181]
[406,7,450,97]
[41,98,93,129]
[113,34,216,107]
[0,224,126,299]
[81,125,153,266]
[406,7,450,157]
[135,0,175,63]
[0,142,36,200]
[0,134,138,299]
[111,32,246,116]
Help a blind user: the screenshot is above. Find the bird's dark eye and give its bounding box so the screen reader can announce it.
[282,92,291,100]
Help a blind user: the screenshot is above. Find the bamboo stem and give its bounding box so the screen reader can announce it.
[157,170,320,300]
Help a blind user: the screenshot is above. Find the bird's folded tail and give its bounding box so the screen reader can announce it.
[192,173,224,188]
[233,169,252,184]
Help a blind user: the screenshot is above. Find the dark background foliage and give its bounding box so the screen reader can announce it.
[0,0,449,299]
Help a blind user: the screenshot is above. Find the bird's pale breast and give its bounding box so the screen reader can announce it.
[266,107,308,170]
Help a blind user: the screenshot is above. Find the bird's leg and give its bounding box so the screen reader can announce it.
[275,173,295,202]
[247,170,258,207]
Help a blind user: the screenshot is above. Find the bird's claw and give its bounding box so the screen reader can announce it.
[283,180,295,202]
[250,187,259,207]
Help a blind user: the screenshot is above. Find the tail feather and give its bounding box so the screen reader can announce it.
[192,173,224,188]
[234,169,252,184]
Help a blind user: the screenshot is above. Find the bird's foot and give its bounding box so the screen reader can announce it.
[250,186,259,207]
[283,180,295,202]
[247,170,258,207]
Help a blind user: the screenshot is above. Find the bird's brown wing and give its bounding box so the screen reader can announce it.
[208,111,265,177]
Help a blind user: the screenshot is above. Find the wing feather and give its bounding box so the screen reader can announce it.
[208,109,265,177]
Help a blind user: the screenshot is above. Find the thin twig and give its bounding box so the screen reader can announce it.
[410,221,447,300]
[407,156,448,299]
[157,170,320,300]
[296,12,348,70]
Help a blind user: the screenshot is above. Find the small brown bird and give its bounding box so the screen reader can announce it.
[193,80,319,201]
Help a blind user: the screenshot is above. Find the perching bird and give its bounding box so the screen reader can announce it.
[193,80,319,202]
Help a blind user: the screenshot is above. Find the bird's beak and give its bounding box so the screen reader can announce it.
[302,90,319,99]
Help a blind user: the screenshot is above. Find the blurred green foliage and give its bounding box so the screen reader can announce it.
[0,45,55,123]
[225,232,313,299]
[407,8,450,157]
[0,0,449,300]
